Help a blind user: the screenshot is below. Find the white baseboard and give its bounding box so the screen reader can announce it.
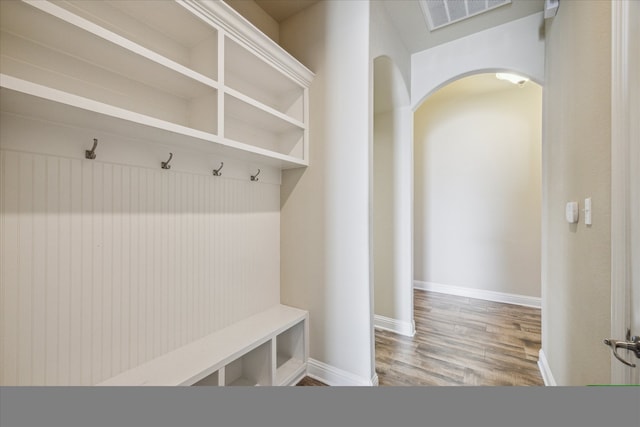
[371,373,379,386]
[413,280,541,309]
[307,358,375,386]
[374,315,416,337]
[537,349,557,386]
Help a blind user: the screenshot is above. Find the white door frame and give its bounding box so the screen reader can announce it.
[610,0,638,384]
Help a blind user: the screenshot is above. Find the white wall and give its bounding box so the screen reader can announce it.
[414,75,542,298]
[370,1,411,90]
[0,114,281,385]
[279,1,374,385]
[542,0,612,386]
[411,12,545,108]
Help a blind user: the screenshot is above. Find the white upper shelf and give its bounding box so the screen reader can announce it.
[1,76,307,169]
[12,1,219,92]
[0,0,314,170]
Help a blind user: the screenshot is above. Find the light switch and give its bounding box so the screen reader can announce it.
[584,197,592,225]
[566,201,579,224]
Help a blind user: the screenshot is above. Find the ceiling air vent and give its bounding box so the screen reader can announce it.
[420,0,512,31]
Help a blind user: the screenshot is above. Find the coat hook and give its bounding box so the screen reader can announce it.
[250,168,261,181]
[213,162,224,176]
[161,152,173,170]
[85,138,98,160]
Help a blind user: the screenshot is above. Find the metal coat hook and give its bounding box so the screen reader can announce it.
[161,152,173,170]
[250,168,261,181]
[213,162,224,176]
[85,138,98,160]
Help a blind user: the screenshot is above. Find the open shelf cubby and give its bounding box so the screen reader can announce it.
[224,341,272,386]
[50,0,218,83]
[225,37,304,123]
[0,0,218,135]
[225,93,305,160]
[192,370,221,386]
[275,321,306,386]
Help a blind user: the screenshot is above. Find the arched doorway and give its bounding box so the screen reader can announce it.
[414,73,542,303]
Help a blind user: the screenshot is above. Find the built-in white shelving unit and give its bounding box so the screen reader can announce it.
[0,0,311,386]
[0,0,313,169]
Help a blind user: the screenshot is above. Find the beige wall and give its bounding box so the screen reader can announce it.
[224,0,279,43]
[414,75,542,298]
[279,1,374,384]
[542,0,612,385]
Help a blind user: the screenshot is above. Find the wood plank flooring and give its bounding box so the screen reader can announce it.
[296,376,328,386]
[298,290,543,386]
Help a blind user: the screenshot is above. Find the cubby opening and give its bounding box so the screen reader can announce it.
[0,1,218,135]
[192,370,220,386]
[224,341,272,386]
[275,322,305,385]
[225,37,304,122]
[225,95,304,159]
[54,0,219,81]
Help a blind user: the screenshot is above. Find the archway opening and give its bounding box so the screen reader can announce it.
[406,72,544,385]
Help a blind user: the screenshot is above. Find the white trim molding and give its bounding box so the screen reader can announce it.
[374,315,416,337]
[307,359,376,386]
[538,349,557,386]
[610,0,636,386]
[414,281,541,308]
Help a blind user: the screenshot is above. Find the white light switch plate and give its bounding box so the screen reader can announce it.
[584,197,592,225]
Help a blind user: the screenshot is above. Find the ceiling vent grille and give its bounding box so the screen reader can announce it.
[420,0,512,31]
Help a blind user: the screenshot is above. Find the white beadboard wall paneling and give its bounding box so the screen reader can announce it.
[0,125,281,385]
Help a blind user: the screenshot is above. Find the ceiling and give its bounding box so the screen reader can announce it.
[253,0,321,22]
[251,0,544,54]
[381,0,545,53]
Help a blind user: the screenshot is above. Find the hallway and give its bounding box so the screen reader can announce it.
[299,289,543,386]
[375,290,543,386]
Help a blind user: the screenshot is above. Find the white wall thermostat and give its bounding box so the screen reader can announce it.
[566,201,579,224]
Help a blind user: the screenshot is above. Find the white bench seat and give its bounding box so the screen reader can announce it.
[98,304,308,386]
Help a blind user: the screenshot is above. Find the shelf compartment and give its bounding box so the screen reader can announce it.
[0,1,217,95]
[0,11,218,133]
[0,79,307,169]
[37,0,218,84]
[192,370,221,386]
[225,37,304,123]
[224,341,272,387]
[0,39,218,135]
[225,94,305,160]
[275,321,306,386]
